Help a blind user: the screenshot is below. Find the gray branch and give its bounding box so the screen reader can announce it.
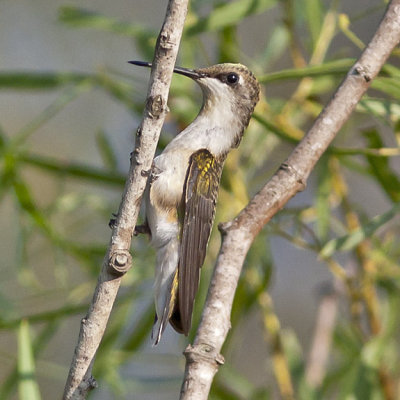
[180,1,400,398]
[305,289,338,387]
[62,0,189,398]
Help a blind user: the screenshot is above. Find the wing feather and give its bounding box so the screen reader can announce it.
[170,149,224,335]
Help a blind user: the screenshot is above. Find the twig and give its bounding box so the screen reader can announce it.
[259,292,294,400]
[180,1,400,399]
[62,1,189,398]
[305,287,338,388]
[342,194,395,399]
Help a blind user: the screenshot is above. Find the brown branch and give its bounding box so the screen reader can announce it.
[305,287,338,388]
[62,1,189,398]
[179,1,400,398]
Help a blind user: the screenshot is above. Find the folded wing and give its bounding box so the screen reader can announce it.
[170,149,224,335]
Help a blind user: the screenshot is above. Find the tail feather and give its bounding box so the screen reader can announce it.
[169,302,184,334]
[152,238,179,345]
[152,269,179,345]
[151,315,165,346]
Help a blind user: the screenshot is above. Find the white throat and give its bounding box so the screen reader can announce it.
[178,78,243,155]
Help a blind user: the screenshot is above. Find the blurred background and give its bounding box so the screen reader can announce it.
[1,0,400,399]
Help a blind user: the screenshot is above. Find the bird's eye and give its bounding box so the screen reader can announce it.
[226,73,239,84]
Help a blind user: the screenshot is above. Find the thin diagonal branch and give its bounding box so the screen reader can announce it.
[180,1,400,399]
[62,1,189,398]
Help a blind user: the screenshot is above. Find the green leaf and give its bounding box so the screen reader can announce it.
[0,71,143,113]
[218,25,239,63]
[18,320,41,400]
[361,337,388,370]
[320,203,400,258]
[121,303,155,352]
[59,7,156,59]
[257,25,289,66]
[303,0,323,46]
[214,364,258,399]
[11,81,92,148]
[0,299,93,329]
[20,153,125,186]
[59,6,155,37]
[381,62,400,78]
[13,176,53,235]
[96,130,118,171]
[1,322,59,398]
[0,71,90,90]
[252,113,299,144]
[185,0,278,36]
[371,77,400,99]
[315,155,332,242]
[357,98,400,122]
[335,361,361,399]
[362,285,400,369]
[363,128,400,202]
[258,58,354,83]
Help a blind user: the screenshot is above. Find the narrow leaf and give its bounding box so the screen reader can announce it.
[258,58,355,83]
[258,25,289,66]
[20,153,125,186]
[320,203,400,258]
[18,320,42,400]
[315,155,332,241]
[304,0,323,46]
[185,0,277,36]
[364,128,400,202]
[59,6,154,37]
[13,177,51,234]
[357,98,400,122]
[372,77,400,99]
[96,130,118,171]
[0,72,90,90]
[59,7,156,59]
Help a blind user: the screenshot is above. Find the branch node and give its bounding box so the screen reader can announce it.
[146,95,165,119]
[159,32,175,50]
[218,221,232,235]
[108,250,132,276]
[141,168,151,177]
[215,353,225,366]
[131,148,141,164]
[280,162,307,191]
[184,343,225,366]
[352,64,372,82]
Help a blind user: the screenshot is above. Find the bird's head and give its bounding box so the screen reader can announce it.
[192,63,260,121]
[130,61,260,126]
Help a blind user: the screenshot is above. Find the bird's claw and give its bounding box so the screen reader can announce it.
[134,223,151,236]
[108,213,118,229]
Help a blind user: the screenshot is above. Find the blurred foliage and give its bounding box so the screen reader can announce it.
[1,0,400,399]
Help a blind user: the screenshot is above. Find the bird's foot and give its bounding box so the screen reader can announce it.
[134,223,151,236]
[108,213,118,229]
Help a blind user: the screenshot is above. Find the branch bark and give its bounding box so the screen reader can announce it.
[62,1,189,398]
[180,1,400,398]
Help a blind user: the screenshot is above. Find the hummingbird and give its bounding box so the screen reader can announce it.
[129,60,260,344]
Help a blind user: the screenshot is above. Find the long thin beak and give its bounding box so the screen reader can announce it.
[128,60,204,79]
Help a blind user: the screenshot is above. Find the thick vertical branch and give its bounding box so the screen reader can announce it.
[180,1,400,399]
[63,1,189,398]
